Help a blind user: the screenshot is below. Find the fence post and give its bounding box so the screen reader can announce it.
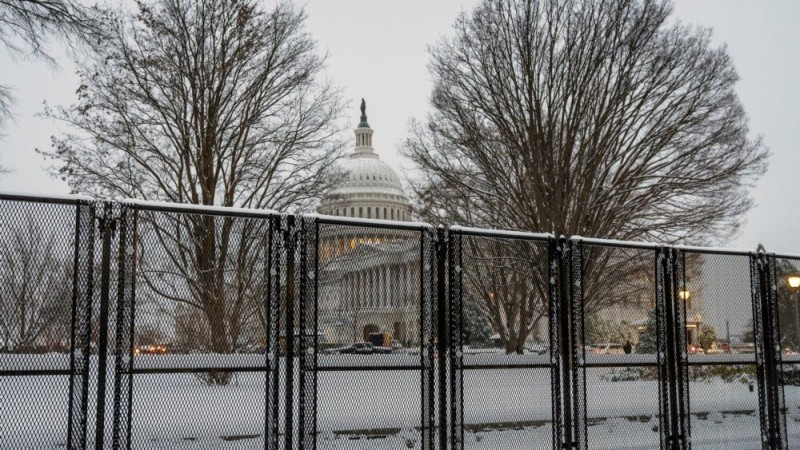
[556,237,587,449]
[265,214,281,450]
[548,237,563,450]
[766,254,789,449]
[435,226,448,450]
[283,215,296,450]
[655,247,670,450]
[67,200,96,450]
[93,201,119,450]
[673,249,691,449]
[568,239,587,450]
[657,248,690,450]
[447,228,463,450]
[556,238,573,448]
[111,205,136,450]
[421,227,436,450]
[298,216,318,449]
[753,252,788,449]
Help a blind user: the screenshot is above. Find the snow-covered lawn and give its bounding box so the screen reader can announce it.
[3,356,800,449]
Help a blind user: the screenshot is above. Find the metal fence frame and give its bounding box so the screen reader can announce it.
[0,192,793,450]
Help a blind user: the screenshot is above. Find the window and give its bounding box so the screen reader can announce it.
[359,207,363,218]
[350,207,354,217]
[384,208,387,219]
[367,207,371,219]
[391,209,394,220]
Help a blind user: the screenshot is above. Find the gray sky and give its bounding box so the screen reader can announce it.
[0,0,798,253]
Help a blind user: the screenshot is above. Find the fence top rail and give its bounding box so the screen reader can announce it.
[572,235,757,256]
[0,191,93,205]
[769,252,800,260]
[307,213,434,231]
[449,225,554,241]
[123,198,278,218]
[673,244,754,257]
[571,235,659,250]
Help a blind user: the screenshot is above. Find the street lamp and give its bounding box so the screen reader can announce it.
[678,289,691,301]
[786,275,800,350]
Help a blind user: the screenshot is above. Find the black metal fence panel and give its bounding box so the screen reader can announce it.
[125,206,276,449]
[308,217,434,449]
[577,243,662,450]
[0,197,87,449]
[679,250,766,449]
[448,228,554,450]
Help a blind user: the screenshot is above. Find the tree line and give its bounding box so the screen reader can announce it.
[0,0,768,364]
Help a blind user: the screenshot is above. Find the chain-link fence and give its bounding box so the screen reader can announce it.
[0,193,794,449]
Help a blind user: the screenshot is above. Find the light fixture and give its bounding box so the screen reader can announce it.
[787,275,800,289]
[678,289,691,301]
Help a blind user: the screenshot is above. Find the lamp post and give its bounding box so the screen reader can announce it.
[678,289,691,344]
[678,289,691,306]
[787,275,800,350]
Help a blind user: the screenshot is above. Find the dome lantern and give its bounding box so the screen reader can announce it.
[354,99,375,154]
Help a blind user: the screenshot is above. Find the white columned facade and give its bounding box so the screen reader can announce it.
[316,99,418,344]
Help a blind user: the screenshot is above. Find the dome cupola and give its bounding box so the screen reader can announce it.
[317,99,413,221]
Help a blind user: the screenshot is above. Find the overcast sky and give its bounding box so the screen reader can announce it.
[0,0,798,253]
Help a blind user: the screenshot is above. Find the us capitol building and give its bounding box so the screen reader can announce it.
[315,100,420,346]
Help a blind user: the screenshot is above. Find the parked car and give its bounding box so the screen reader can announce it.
[334,342,392,355]
[687,344,705,355]
[135,344,168,355]
[525,343,548,355]
[589,343,624,355]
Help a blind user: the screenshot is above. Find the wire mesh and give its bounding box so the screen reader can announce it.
[313,219,432,449]
[578,244,661,450]
[680,251,762,449]
[0,198,84,449]
[127,207,274,449]
[453,232,553,449]
[2,194,798,450]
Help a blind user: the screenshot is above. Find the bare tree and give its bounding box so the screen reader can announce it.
[461,237,548,353]
[41,0,344,383]
[0,0,101,163]
[407,0,767,351]
[0,217,72,352]
[1,0,98,59]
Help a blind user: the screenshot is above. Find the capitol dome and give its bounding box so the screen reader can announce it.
[317,100,413,222]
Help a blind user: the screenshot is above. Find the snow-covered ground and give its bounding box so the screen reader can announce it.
[2,356,800,449]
